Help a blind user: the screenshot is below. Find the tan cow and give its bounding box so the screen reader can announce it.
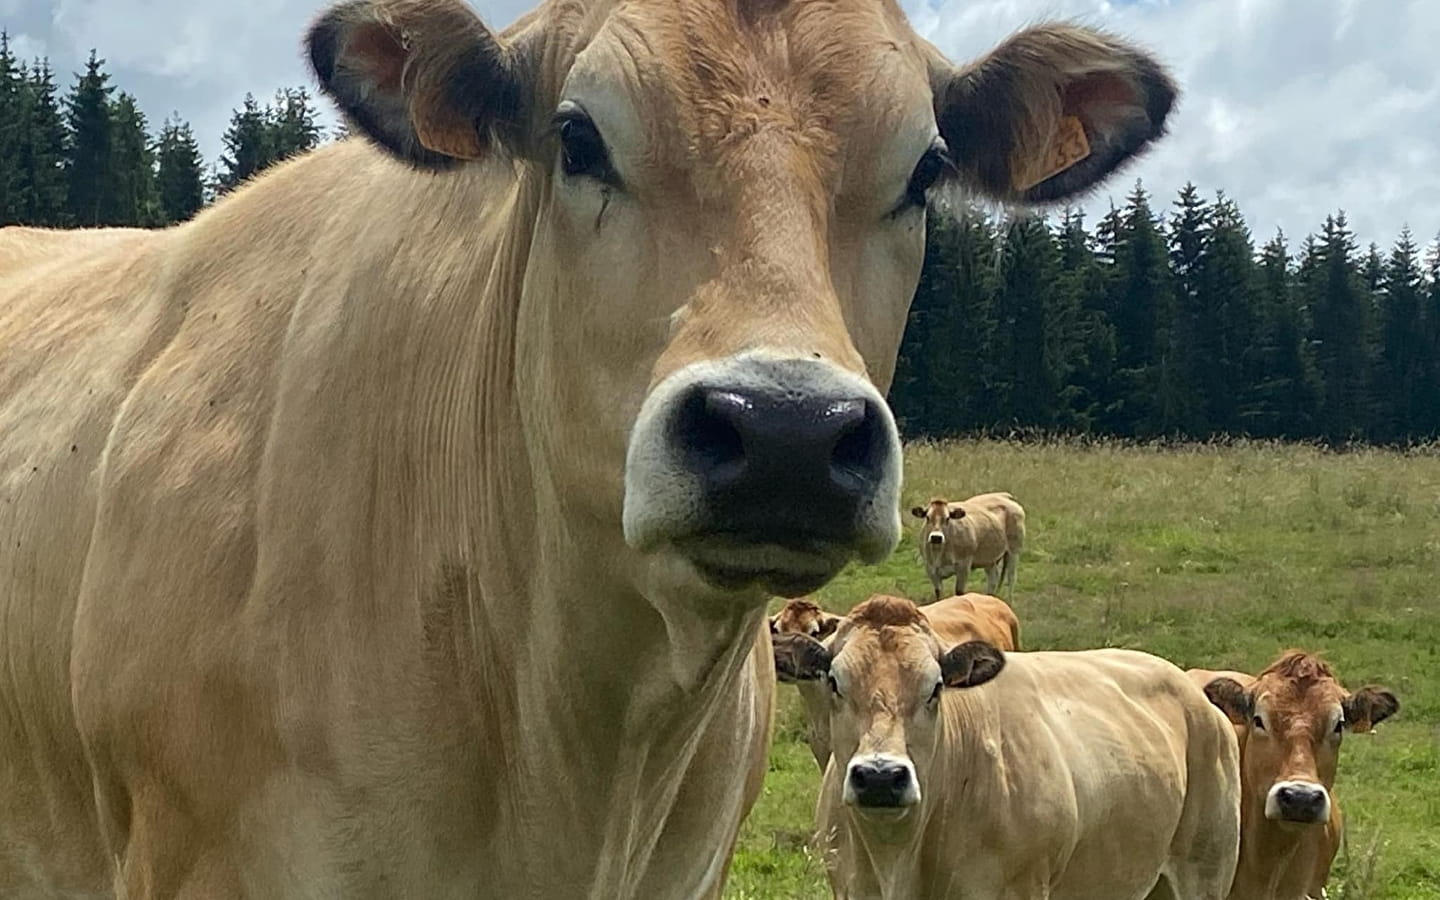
[1192,654,1399,900]
[0,0,1177,895]
[771,592,1019,768]
[782,596,1240,900]
[911,492,1026,599]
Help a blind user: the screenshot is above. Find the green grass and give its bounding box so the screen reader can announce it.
[724,438,1440,900]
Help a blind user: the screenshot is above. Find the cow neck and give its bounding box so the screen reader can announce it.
[1234,788,1312,900]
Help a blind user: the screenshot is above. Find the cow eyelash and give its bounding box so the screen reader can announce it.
[894,139,952,217]
[929,682,943,704]
[826,674,841,698]
[552,106,620,187]
[1251,715,1265,731]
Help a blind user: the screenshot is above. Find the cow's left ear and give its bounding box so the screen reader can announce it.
[932,23,1177,204]
[1203,677,1253,726]
[771,632,832,683]
[1343,686,1399,732]
[307,0,539,169]
[940,640,1005,688]
[814,613,842,641]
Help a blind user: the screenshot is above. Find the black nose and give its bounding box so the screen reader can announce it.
[672,381,889,545]
[848,761,911,807]
[928,533,944,545]
[1274,784,1328,822]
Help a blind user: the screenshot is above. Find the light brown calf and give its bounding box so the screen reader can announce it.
[771,592,1020,768]
[782,596,1240,899]
[911,492,1026,600]
[1193,653,1399,900]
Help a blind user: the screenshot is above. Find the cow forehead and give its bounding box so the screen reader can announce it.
[836,625,940,692]
[562,0,934,185]
[1256,674,1345,721]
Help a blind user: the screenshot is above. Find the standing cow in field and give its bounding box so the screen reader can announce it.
[781,595,1240,900]
[1191,653,1399,900]
[0,0,1176,894]
[912,492,1026,600]
[771,592,1019,768]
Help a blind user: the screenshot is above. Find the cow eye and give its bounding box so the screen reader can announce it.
[554,105,617,185]
[1333,718,1345,735]
[826,674,841,698]
[902,138,951,210]
[1251,715,1265,731]
[929,682,943,705]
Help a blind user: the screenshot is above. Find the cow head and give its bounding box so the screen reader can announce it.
[911,497,963,547]
[779,595,1003,815]
[1204,652,1398,826]
[307,0,1176,600]
[770,597,842,642]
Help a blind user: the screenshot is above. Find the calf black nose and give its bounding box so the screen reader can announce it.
[672,382,889,545]
[1274,784,1328,822]
[928,533,944,545]
[848,761,911,807]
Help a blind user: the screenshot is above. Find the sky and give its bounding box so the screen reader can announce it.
[3,0,1439,250]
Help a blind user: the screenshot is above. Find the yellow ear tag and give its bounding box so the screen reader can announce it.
[1014,115,1091,192]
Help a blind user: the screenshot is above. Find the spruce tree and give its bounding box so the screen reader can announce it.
[1199,193,1258,435]
[1055,208,1116,431]
[64,50,117,226]
[990,214,1064,429]
[109,91,156,226]
[19,62,67,225]
[0,32,21,222]
[268,87,322,161]
[1305,214,1374,442]
[1373,228,1426,441]
[1108,181,1173,438]
[1423,238,1440,437]
[891,214,960,437]
[216,94,273,194]
[1249,231,1319,438]
[1166,183,1211,436]
[155,116,206,224]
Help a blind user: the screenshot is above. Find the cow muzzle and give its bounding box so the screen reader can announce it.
[927,531,944,546]
[844,753,920,811]
[1265,780,1331,825]
[623,353,901,596]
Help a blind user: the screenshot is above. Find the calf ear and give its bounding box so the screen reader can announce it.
[1203,677,1253,726]
[1343,687,1399,732]
[814,613,842,641]
[772,633,832,683]
[940,640,1006,688]
[910,506,927,519]
[933,23,1177,204]
[306,0,533,169]
[948,507,966,520]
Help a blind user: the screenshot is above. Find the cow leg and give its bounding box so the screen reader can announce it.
[929,570,944,601]
[952,558,972,597]
[984,564,1001,595]
[1004,549,1020,594]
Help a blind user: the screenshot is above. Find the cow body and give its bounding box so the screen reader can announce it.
[1191,655,1398,900]
[784,598,1240,900]
[912,493,1025,600]
[0,0,1175,895]
[772,592,1019,768]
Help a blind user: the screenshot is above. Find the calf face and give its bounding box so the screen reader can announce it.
[770,597,843,642]
[911,498,964,548]
[777,595,1004,813]
[1205,653,1398,826]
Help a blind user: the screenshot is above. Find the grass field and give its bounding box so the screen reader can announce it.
[723,438,1440,900]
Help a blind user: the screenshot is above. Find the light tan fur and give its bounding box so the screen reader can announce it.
[813,597,1241,900]
[771,592,1020,769]
[0,0,1174,895]
[913,493,1026,600]
[1190,654,1399,900]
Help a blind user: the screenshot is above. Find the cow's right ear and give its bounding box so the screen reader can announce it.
[771,633,832,683]
[940,640,1005,688]
[910,506,926,519]
[307,0,534,169]
[1203,677,1253,726]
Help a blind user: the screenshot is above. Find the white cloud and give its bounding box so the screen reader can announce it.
[6,0,1437,247]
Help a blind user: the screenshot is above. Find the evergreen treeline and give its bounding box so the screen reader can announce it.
[892,183,1440,445]
[0,34,324,227]
[4,35,1440,444]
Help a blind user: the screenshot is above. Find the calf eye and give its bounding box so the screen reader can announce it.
[1252,715,1265,731]
[929,682,943,705]
[553,104,617,185]
[827,674,841,698]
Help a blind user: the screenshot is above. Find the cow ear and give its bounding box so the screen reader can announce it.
[910,506,926,519]
[1203,677,1253,726]
[771,632,832,683]
[1343,686,1399,732]
[940,640,1005,688]
[948,507,965,520]
[814,613,842,640]
[307,0,534,169]
[933,23,1177,204]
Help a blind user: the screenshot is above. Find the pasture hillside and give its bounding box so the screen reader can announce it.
[725,438,1440,900]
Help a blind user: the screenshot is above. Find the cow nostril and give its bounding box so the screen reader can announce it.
[928,534,943,545]
[889,766,910,789]
[830,400,879,486]
[675,388,745,481]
